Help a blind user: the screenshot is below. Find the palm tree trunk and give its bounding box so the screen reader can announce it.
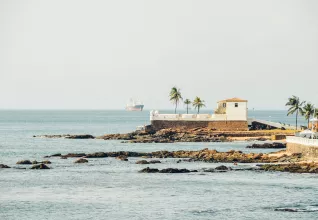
[308,118,310,128]
[197,107,200,114]
[296,110,298,130]
[175,104,177,114]
[186,104,188,114]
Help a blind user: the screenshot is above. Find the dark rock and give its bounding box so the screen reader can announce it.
[274,208,298,212]
[0,164,10,168]
[149,160,161,164]
[139,167,159,173]
[86,152,108,158]
[51,153,62,157]
[203,168,215,172]
[215,165,229,171]
[74,158,88,163]
[65,134,95,139]
[63,153,86,158]
[31,164,50,169]
[159,168,190,173]
[246,142,286,149]
[16,160,32,165]
[136,160,150,164]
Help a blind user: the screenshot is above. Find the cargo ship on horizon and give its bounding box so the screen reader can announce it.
[126,99,144,111]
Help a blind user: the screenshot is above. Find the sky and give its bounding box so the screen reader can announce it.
[0,0,317,110]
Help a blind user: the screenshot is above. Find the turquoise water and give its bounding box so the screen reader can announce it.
[1,110,317,220]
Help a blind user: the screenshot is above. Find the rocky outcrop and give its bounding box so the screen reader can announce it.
[74,158,88,163]
[139,167,192,173]
[215,165,230,171]
[16,160,32,165]
[136,160,150,164]
[159,168,191,173]
[139,167,160,173]
[136,160,161,164]
[49,149,303,164]
[35,134,95,139]
[259,163,318,173]
[246,142,286,149]
[149,160,161,164]
[32,160,51,164]
[0,164,11,168]
[31,164,50,169]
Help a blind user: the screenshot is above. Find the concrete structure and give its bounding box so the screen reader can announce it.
[286,136,318,159]
[150,98,248,131]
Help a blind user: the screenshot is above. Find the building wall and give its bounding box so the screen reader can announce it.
[151,120,248,131]
[287,143,318,159]
[226,101,247,121]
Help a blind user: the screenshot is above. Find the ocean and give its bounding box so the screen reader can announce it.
[0,110,317,220]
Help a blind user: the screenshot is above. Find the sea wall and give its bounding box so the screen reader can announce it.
[150,120,248,131]
[287,143,318,159]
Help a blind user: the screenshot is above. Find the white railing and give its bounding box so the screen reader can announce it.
[286,136,318,147]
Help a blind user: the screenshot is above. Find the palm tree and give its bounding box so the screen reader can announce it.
[192,96,206,114]
[169,87,182,114]
[285,95,305,130]
[315,108,318,118]
[302,103,315,127]
[184,99,191,114]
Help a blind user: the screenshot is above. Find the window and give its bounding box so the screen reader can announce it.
[222,103,226,108]
[235,103,238,107]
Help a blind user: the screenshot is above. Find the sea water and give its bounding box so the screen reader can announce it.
[0,110,317,220]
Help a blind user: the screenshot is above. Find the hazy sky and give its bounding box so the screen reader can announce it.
[1,0,317,110]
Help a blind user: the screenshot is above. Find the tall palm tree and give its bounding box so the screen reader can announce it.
[285,95,305,130]
[192,96,206,114]
[302,103,315,127]
[184,99,191,114]
[169,87,182,114]
[315,108,318,118]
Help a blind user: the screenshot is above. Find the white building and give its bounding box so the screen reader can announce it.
[150,97,249,131]
[214,98,248,121]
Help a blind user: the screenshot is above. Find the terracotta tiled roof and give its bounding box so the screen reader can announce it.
[218,97,247,103]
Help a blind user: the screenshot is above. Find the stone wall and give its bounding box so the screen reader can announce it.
[151,120,248,131]
[287,143,318,159]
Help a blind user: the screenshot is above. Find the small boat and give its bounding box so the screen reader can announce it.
[126,99,144,111]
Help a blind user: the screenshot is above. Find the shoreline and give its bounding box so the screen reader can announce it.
[34,128,295,143]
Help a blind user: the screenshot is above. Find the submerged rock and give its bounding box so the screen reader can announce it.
[149,160,161,164]
[215,165,230,171]
[159,168,191,173]
[0,164,11,168]
[74,158,88,163]
[139,167,159,173]
[35,134,95,139]
[31,164,50,169]
[16,160,32,165]
[136,160,149,164]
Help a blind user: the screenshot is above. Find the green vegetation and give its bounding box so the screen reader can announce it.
[184,99,191,114]
[193,97,206,114]
[169,87,183,114]
[302,103,315,127]
[285,95,305,130]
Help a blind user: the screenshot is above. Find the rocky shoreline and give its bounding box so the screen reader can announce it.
[2,148,318,173]
[34,128,295,143]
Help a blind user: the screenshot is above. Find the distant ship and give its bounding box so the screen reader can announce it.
[126,99,144,111]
